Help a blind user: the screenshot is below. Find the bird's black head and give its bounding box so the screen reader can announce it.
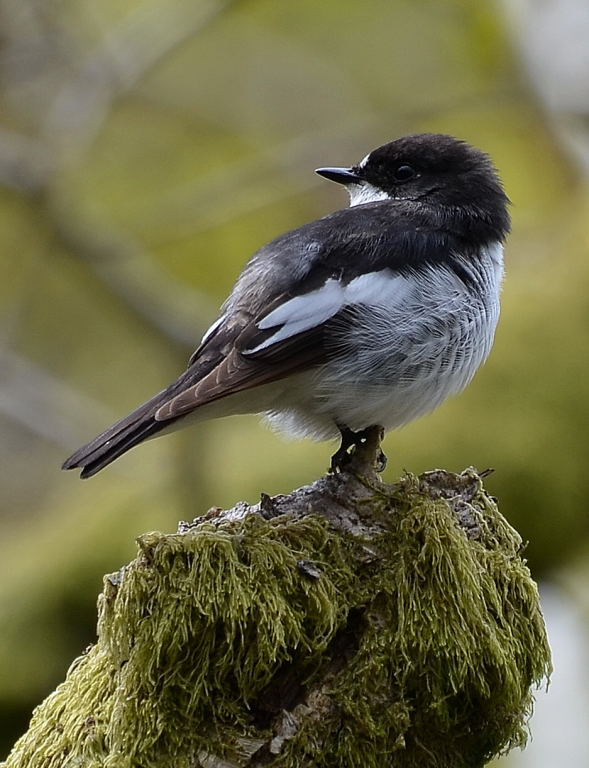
[316,133,510,241]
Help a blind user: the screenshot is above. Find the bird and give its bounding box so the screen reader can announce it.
[62,133,510,479]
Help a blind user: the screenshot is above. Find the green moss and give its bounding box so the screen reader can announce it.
[3,471,551,768]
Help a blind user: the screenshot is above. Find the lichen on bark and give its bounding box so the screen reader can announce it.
[2,461,551,768]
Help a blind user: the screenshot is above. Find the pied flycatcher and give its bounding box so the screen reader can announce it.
[63,133,510,478]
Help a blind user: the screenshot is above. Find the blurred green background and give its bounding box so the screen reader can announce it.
[1,0,588,764]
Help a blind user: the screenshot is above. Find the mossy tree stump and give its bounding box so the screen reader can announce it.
[2,444,551,768]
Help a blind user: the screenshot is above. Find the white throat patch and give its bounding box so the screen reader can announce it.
[347,182,390,207]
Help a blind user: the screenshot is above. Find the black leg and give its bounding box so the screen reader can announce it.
[330,425,387,474]
[329,426,358,472]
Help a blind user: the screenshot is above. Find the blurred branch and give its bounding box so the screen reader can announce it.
[44,198,216,350]
[44,0,248,159]
[0,0,243,350]
[134,118,380,243]
[0,129,54,194]
[0,348,116,448]
[0,0,251,352]
[500,0,589,175]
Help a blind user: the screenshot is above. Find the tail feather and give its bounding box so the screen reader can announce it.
[62,386,179,478]
[77,420,168,479]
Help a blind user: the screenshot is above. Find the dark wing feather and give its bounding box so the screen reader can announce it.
[154,304,328,420]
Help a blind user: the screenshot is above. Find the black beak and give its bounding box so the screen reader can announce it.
[315,166,362,185]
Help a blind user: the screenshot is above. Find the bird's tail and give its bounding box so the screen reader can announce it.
[62,386,180,479]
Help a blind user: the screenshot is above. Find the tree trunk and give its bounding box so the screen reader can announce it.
[2,439,551,768]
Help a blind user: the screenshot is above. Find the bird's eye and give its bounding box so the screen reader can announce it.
[393,164,416,182]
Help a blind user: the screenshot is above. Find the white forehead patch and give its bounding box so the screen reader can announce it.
[348,182,390,207]
[358,152,371,169]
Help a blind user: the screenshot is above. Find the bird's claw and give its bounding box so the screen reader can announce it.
[329,425,387,475]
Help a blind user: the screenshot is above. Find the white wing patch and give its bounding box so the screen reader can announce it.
[247,270,409,354]
[250,279,343,353]
[345,271,411,305]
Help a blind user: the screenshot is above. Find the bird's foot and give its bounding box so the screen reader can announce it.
[330,425,387,475]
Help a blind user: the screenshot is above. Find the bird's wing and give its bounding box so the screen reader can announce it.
[153,284,343,420]
[155,204,463,421]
